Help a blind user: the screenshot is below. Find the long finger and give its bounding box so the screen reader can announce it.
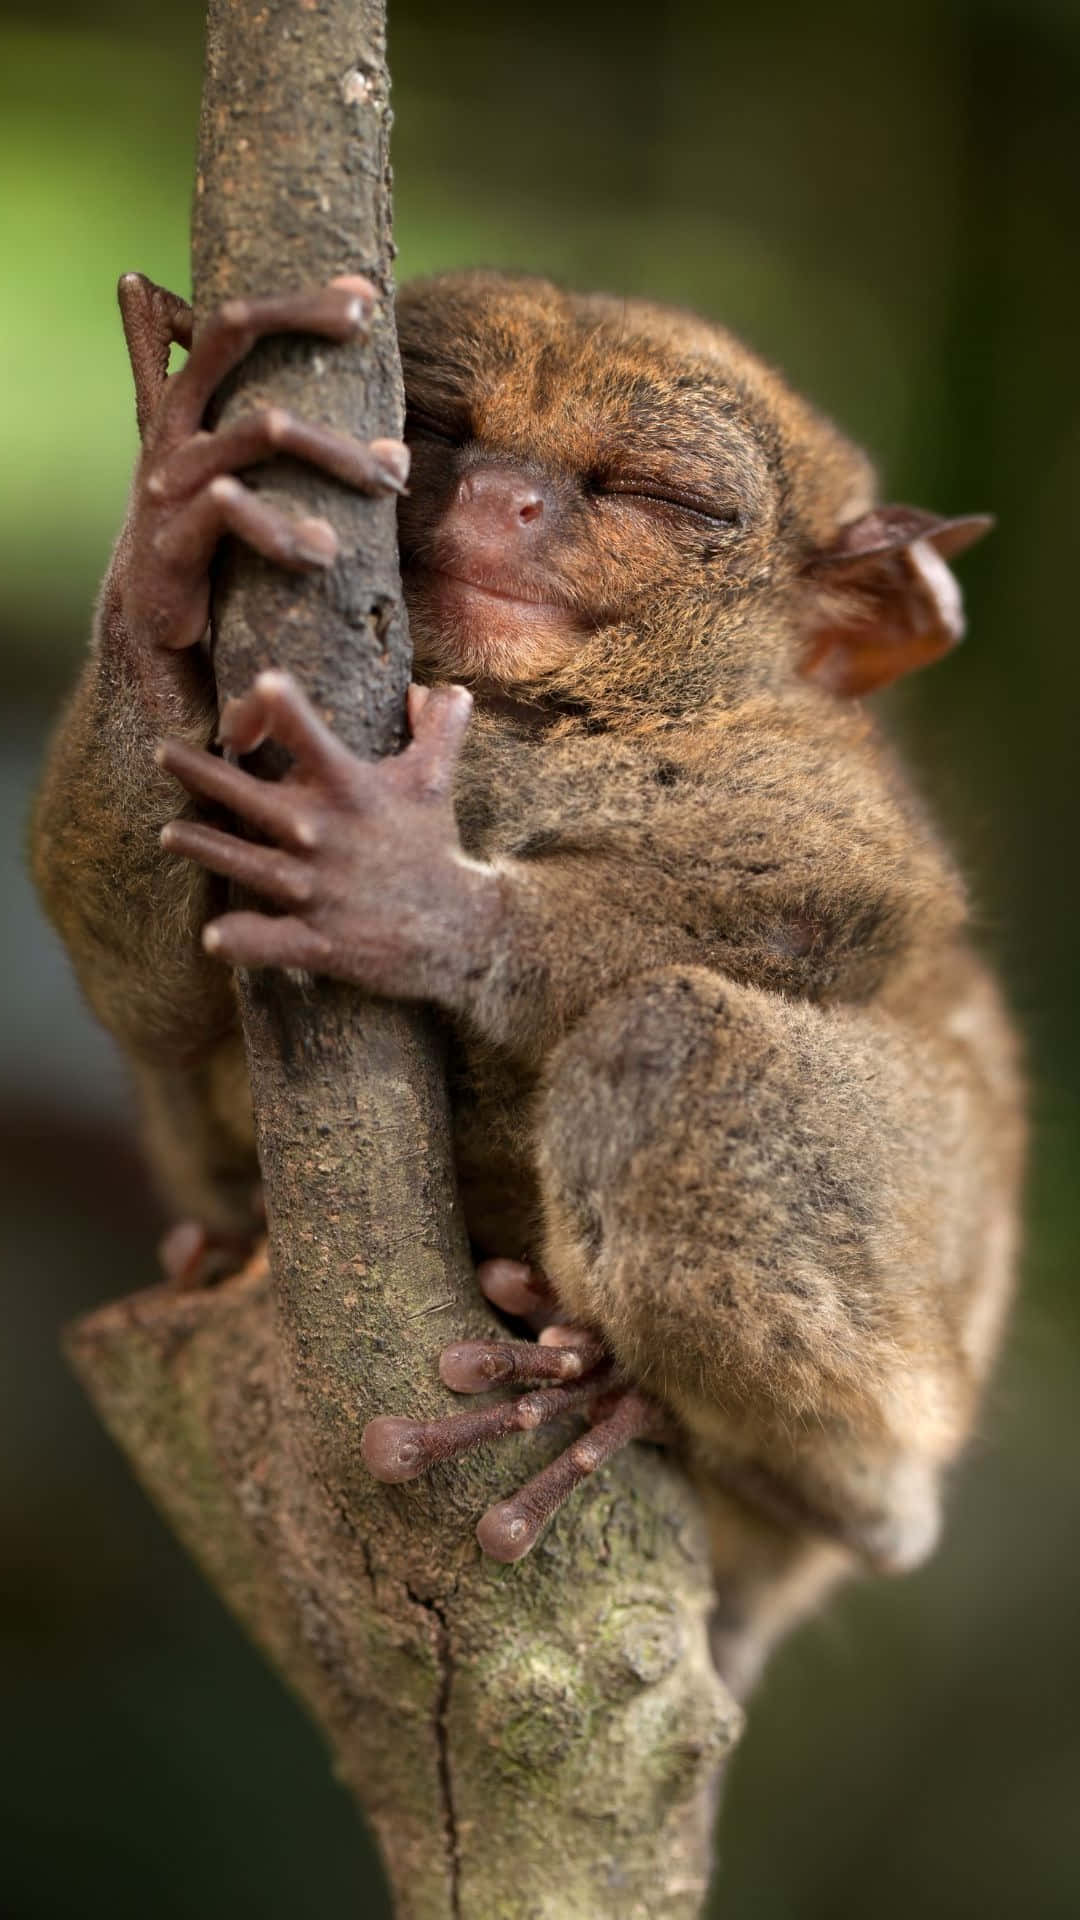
[476,1389,661,1562]
[439,1332,606,1393]
[154,475,339,580]
[404,684,474,798]
[155,738,320,848]
[160,818,315,907]
[117,273,193,439]
[201,911,332,970]
[360,1375,610,1485]
[218,670,357,788]
[152,413,410,502]
[158,278,375,447]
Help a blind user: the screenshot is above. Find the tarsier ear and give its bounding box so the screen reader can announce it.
[799,506,994,697]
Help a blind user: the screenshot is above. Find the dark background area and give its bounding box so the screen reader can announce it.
[2,0,1078,1914]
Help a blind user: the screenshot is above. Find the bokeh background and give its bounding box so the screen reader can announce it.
[2,0,1078,1913]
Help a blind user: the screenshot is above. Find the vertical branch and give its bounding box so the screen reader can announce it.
[192,0,481,1489]
[194,0,406,743]
[68,3,741,1913]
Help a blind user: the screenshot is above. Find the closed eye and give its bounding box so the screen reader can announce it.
[588,478,740,527]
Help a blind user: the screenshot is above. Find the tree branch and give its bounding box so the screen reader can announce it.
[66,2,740,1912]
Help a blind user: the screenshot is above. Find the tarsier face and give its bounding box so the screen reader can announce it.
[396,272,989,708]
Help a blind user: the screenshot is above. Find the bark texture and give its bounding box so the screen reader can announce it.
[66,3,740,1914]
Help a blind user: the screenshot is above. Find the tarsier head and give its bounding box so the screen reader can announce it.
[397,271,990,716]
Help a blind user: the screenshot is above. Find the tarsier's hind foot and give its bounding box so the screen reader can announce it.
[361,1260,665,1561]
[474,1384,662,1562]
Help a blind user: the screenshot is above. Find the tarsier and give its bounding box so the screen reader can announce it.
[33,268,1024,1699]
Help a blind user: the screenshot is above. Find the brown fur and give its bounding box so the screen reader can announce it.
[32,270,1024,1696]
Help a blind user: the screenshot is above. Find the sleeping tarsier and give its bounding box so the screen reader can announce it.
[33,269,1024,1700]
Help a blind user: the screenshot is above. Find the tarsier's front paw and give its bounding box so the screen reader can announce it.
[361,1260,665,1562]
[116,271,408,652]
[158,670,485,1000]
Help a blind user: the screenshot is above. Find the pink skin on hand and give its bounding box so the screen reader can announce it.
[158,695,659,1560]
[156,670,500,1006]
[114,274,408,658]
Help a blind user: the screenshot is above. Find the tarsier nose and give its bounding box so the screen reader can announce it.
[457,469,545,534]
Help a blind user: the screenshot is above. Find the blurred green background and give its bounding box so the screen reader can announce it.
[2,0,1078,1914]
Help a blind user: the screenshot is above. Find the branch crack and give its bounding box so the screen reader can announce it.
[407,1582,461,1918]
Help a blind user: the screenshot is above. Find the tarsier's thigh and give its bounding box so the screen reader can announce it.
[535,966,975,1572]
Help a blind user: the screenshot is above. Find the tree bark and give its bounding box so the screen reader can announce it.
[65,3,740,1914]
